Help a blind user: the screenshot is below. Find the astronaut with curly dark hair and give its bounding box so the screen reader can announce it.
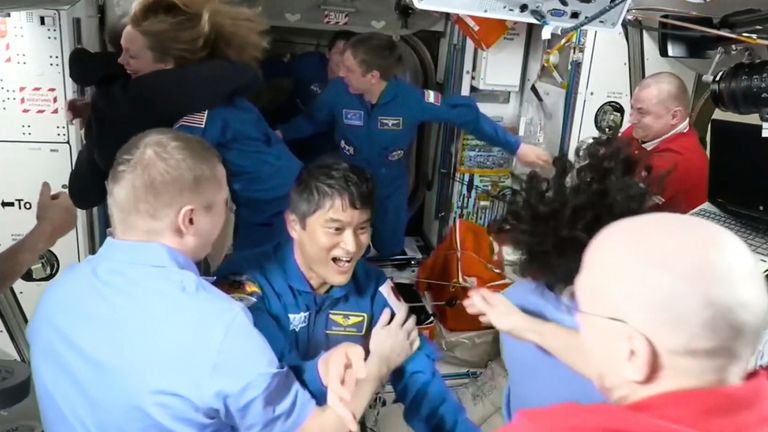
[464,134,656,421]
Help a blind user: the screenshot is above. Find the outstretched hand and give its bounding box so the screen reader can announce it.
[516,143,553,172]
[463,288,538,339]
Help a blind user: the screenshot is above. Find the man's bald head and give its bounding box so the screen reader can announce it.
[637,72,691,113]
[574,213,768,404]
[629,72,691,142]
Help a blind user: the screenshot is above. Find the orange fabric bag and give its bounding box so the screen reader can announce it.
[416,219,512,332]
[452,15,510,51]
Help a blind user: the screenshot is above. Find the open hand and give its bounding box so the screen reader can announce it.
[368,308,419,373]
[516,143,553,172]
[463,288,537,339]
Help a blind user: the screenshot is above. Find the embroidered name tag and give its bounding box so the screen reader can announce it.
[378,116,403,130]
[326,311,368,335]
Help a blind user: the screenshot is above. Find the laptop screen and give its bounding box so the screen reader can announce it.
[709,119,768,220]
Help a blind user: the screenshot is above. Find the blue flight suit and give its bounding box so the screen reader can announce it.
[215,240,479,432]
[175,98,302,253]
[278,77,522,257]
[285,52,338,163]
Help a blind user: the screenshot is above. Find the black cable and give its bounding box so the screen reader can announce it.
[562,0,629,34]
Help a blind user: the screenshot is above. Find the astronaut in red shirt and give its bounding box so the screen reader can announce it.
[491,213,768,432]
[621,72,709,213]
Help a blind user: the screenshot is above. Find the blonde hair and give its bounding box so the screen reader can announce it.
[107,129,223,232]
[128,0,269,67]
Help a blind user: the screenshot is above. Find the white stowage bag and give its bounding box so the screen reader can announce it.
[434,324,501,369]
[454,359,508,431]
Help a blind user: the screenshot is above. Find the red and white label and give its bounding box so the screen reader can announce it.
[323,10,349,26]
[0,18,7,39]
[19,87,59,115]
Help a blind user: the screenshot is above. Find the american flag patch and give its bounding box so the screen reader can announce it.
[424,89,441,106]
[174,110,208,129]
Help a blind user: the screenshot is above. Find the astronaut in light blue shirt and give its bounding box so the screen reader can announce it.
[27,129,407,432]
[463,135,653,419]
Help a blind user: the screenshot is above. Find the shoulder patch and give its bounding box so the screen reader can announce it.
[378,279,408,314]
[213,275,262,307]
[424,89,442,106]
[174,110,208,129]
[342,109,364,126]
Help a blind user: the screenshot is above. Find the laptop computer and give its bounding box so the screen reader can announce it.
[689,119,768,276]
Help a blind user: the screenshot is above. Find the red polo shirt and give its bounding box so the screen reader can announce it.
[500,371,768,432]
[622,126,709,213]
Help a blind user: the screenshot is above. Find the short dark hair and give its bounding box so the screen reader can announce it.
[328,30,356,51]
[492,136,654,293]
[289,158,375,226]
[345,32,403,80]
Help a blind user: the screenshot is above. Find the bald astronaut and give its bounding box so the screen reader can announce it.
[623,72,708,213]
[469,213,768,430]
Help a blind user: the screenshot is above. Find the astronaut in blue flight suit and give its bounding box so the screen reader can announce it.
[215,159,479,432]
[261,31,355,163]
[174,98,302,253]
[277,32,552,257]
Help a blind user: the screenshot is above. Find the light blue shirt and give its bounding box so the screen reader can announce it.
[27,238,316,432]
[501,279,605,420]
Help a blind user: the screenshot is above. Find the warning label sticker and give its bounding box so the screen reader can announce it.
[19,87,59,114]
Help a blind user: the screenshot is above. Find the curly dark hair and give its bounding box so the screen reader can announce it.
[492,136,655,293]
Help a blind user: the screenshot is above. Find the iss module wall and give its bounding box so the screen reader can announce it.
[0,3,94,360]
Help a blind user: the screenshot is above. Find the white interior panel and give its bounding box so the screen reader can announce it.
[0,142,84,320]
[0,10,69,143]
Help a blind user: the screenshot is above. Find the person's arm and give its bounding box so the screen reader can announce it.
[247,298,331,402]
[371,279,478,432]
[0,183,76,291]
[214,307,356,431]
[68,47,126,87]
[463,288,593,379]
[276,78,339,141]
[68,144,108,210]
[130,60,262,125]
[419,91,552,169]
[391,337,479,432]
[218,294,415,431]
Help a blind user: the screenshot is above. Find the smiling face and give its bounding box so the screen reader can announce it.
[628,85,684,142]
[117,25,173,78]
[287,198,372,293]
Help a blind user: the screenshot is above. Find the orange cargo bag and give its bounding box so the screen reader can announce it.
[452,15,510,51]
[416,219,513,332]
